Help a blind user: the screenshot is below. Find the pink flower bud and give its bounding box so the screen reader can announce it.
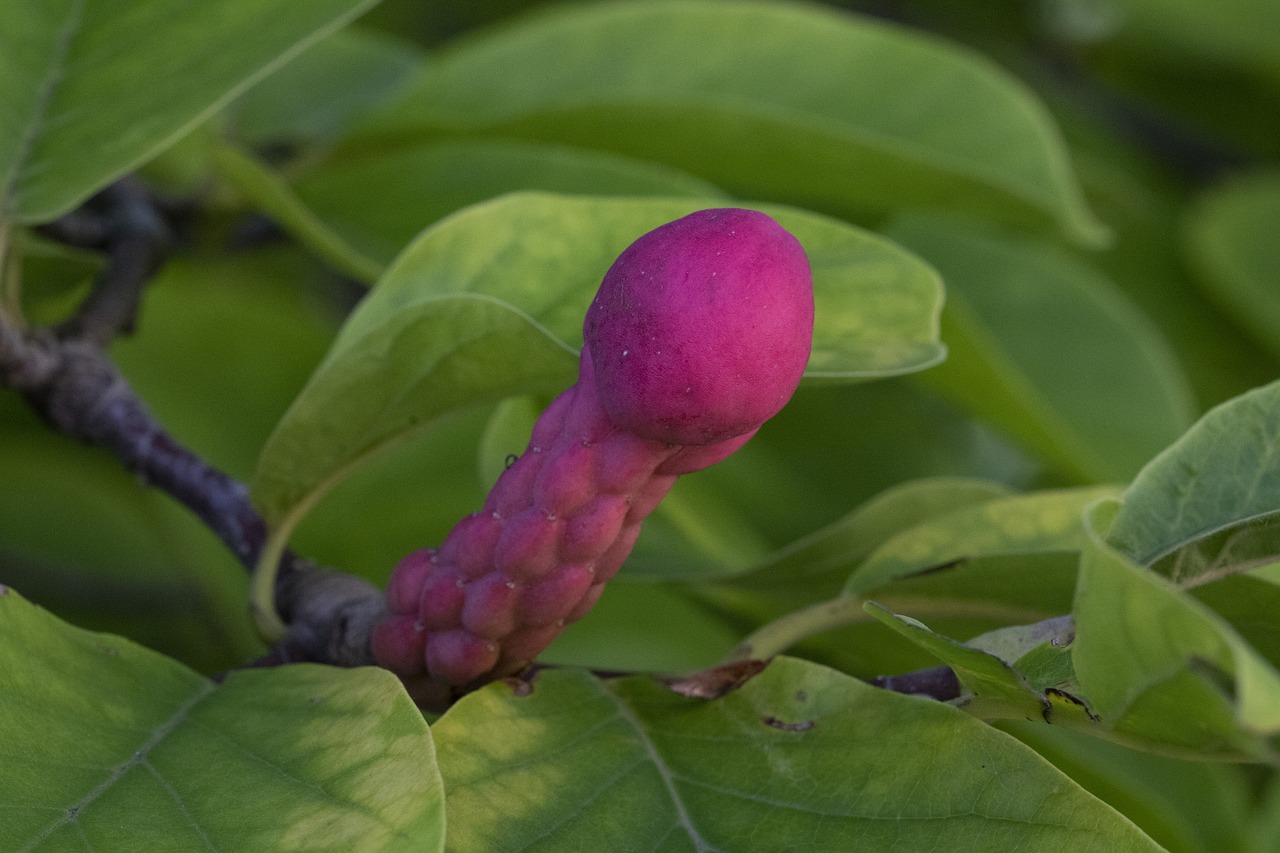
[373,208,814,694]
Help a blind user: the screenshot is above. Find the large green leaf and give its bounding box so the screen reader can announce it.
[1003,722,1255,853]
[251,192,944,538]
[432,658,1161,851]
[844,486,1116,595]
[887,214,1196,483]
[1184,172,1280,361]
[349,0,1105,244]
[1107,380,1280,575]
[0,590,443,851]
[0,0,378,223]
[437,653,1162,845]
[221,25,422,147]
[214,144,386,283]
[697,477,1011,632]
[293,140,728,267]
[1074,500,1280,759]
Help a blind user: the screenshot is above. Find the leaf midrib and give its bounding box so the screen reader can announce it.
[604,686,725,853]
[18,678,217,852]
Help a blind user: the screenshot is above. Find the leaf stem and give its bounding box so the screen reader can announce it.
[213,144,385,284]
[251,531,290,642]
[727,595,868,661]
[0,220,23,325]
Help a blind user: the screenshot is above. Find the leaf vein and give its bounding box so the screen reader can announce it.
[141,760,220,851]
[180,718,414,840]
[603,688,720,853]
[17,678,216,852]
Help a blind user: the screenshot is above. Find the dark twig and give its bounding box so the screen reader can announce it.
[41,178,175,346]
[868,665,962,702]
[18,337,268,567]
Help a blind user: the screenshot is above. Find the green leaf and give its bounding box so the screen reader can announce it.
[476,396,542,493]
[289,406,494,584]
[222,25,422,146]
[433,658,1162,851]
[802,486,1109,677]
[844,486,1116,595]
[1064,107,1280,409]
[630,472,777,579]
[864,602,1055,722]
[350,0,1106,244]
[0,0,379,223]
[969,615,1077,676]
[214,144,385,283]
[251,192,944,539]
[1003,722,1256,853]
[707,487,1090,677]
[678,380,1040,559]
[723,553,1079,681]
[540,580,742,674]
[293,140,728,265]
[887,213,1196,482]
[863,606,1103,737]
[1074,500,1280,758]
[1107,379,1280,575]
[111,246,340,482]
[1185,171,1280,361]
[706,477,1010,615]
[0,589,443,851]
[1191,573,1280,671]
[864,553,1080,664]
[1106,0,1280,86]
[0,405,259,673]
